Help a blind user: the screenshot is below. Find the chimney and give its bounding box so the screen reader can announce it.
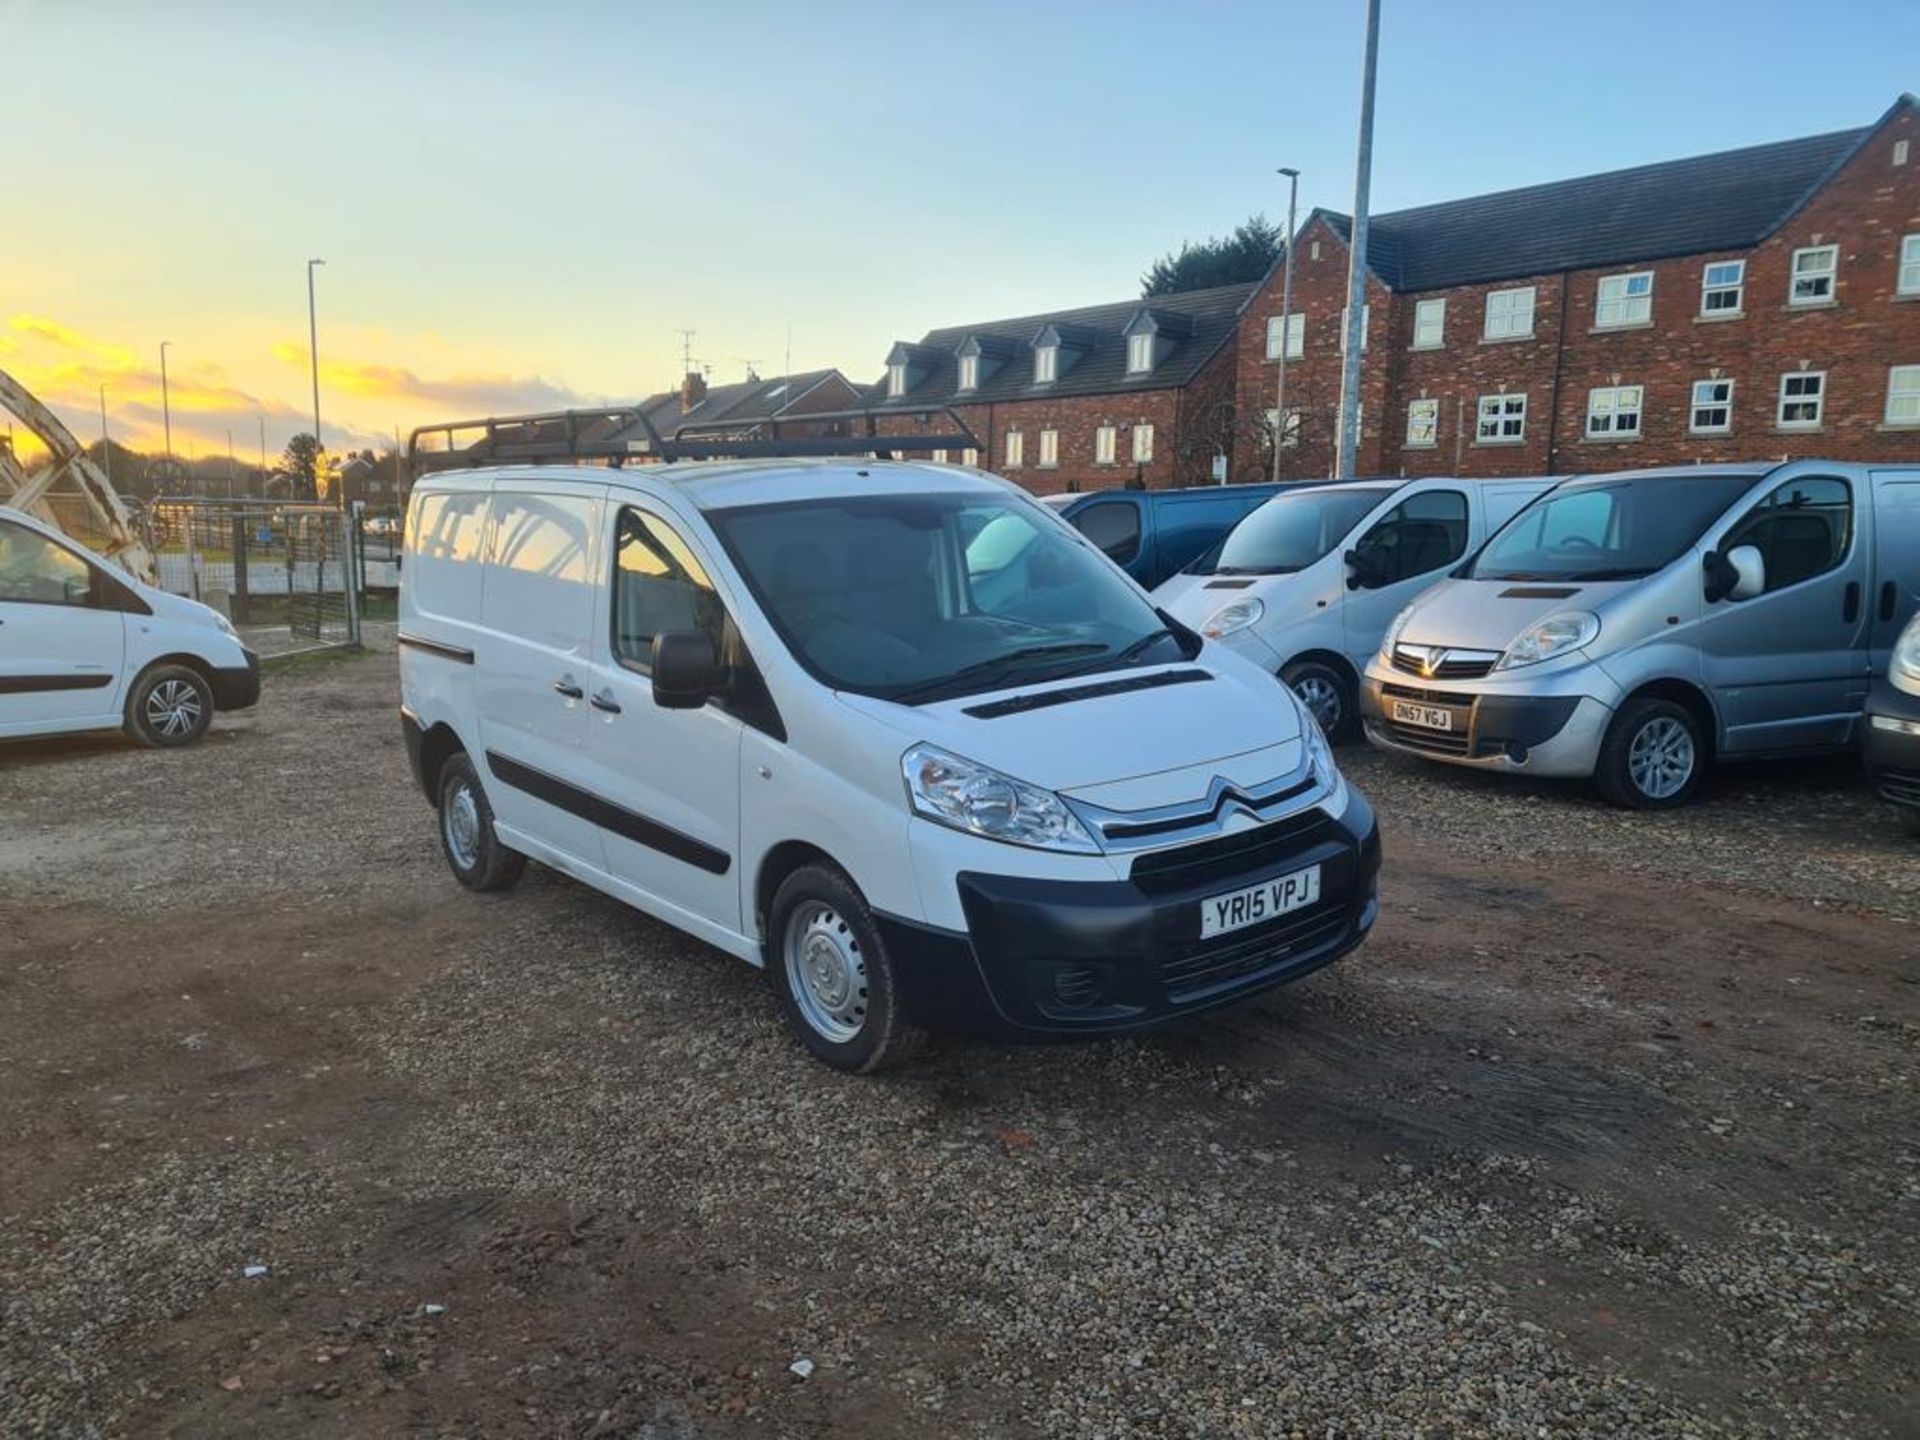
[680,371,707,414]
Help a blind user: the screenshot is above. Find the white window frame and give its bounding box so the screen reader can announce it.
[931,448,950,464]
[1094,424,1117,465]
[1265,312,1305,360]
[957,353,979,391]
[1004,430,1024,468]
[1700,260,1745,316]
[1789,245,1837,306]
[1887,365,1920,426]
[1265,407,1303,449]
[1037,428,1059,468]
[1412,297,1446,350]
[1404,398,1439,448]
[1776,371,1826,430]
[1126,333,1154,374]
[1475,392,1527,444]
[1131,424,1154,463]
[1483,286,1536,340]
[1900,235,1920,297]
[886,361,908,398]
[962,447,979,467]
[1585,384,1644,438]
[1595,271,1654,329]
[1689,379,1734,435]
[1034,344,1058,385]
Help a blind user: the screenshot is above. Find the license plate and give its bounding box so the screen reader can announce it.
[1391,699,1454,731]
[1200,864,1321,940]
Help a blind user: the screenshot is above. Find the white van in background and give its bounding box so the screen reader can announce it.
[399,462,1381,1072]
[0,505,260,747]
[1154,476,1556,737]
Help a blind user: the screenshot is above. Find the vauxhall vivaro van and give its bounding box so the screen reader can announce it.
[1360,461,1920,807]
[0,505,260,747]
[1154,476,1555,738]
[399,462,1380,1071]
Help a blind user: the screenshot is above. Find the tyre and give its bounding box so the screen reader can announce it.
[1901,807,1920,840]
[125,663,214,748]
[768,863,927,1073]
[437,753,526,892]
[1281,658,1356,742]
[1595,697,1704,809]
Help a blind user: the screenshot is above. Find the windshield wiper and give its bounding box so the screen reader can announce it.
[888,643,1108,704]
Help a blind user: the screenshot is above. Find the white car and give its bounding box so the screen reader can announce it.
[0,505,259,747]
[398,461,1380,1071]
[1155,476,1555,738]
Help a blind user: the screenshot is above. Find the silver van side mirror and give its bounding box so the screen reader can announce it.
[1726,544,1765,601]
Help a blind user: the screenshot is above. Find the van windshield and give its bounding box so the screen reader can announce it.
[709,492,1191,704]
[1467,475,1759,582]
[1186,487,1385,576]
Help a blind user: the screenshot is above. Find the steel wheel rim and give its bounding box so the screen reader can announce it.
[1628,716,1694,800]
[784,901,868,1044]
[146,678,203,738]
[444,782,483,870]
[1291,674,1342,733]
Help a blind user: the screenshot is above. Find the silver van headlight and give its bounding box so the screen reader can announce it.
[1296,693,1350,819]
[1495,611,1600,671]
[1201,597,1264,639]
[902,744,1099,853]
[1893,623,1920,696]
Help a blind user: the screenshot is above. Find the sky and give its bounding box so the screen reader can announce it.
[2,0,1916,463]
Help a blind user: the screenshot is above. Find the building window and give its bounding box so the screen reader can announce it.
[1701,260,1745,316]
[886,361,908,398]
[1034,344,1058,385]
[962,447,979,467]
[1585,384,1644,438]
[1483,286,1536,340]
[1789,245,1837,306]
[1412,298,1446,349]
[1265,408,1303,448]
[1338,303,1370,353]
[1004,430,1024,468]
[931,448,949,464]
[1131,424,1154,463]
[1404,398,1439,448]
[1689,379,1734,435]
[1038,428,1059,467]
[1777,371,1826,429]
[1475,392,1527,443]
[957,354,978,391]
[1094,425,1117,464]
[1127,333,1154,374]
[1595,272,1654,329]
[1265,312,1305,360]
[1900,235,1920,296]
[1887,365,1920,426]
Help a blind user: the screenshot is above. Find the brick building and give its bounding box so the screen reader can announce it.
[1234,94,1920,483]
[857,284,1251,493]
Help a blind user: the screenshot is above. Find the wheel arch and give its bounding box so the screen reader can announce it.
[754,840,843,952]
[1622,677,1720,764]
[1281,647,1360,690]
[416,720,468,806]
[138,651,218,691]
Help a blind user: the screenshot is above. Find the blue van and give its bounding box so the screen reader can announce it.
[1052,484,1284,590]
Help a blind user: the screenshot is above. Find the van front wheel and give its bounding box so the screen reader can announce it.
[769,864,926,1073]
[1281,659,1355,742]
[125,663,214,747]
[1596,698,1703,809]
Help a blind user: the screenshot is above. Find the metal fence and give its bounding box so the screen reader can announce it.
[139,500,362,656]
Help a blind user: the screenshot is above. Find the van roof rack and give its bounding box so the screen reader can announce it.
[407,404,981,478]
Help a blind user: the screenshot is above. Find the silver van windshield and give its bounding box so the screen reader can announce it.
[1467,475,1756,583]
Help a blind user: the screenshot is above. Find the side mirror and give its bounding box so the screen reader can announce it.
[1726,544,1765,601]
[1344,547,1382,591]
[651,631,721,710]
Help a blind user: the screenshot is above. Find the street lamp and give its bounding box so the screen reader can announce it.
[98,384,111,485]
[1271,167,1301,485]
[158,341,173,459]
[306,257,326,494]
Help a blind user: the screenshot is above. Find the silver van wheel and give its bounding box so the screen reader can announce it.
[1629,716,1695,800]
[145,678,204,739]
[1291,674,1342,732]
[442,778,482,871]
[784,901,868,1044]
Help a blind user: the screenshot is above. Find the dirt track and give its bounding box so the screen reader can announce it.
[2,648,1915,1438]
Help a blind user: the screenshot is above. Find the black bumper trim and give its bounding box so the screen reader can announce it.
[210,652,262,711]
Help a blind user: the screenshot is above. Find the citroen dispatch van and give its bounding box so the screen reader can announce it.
[399,462,1380,1071]
[1360,461,1920,808]
[1154,476,1555,738]
[0,505,259,747]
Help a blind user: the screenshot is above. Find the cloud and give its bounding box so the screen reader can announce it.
[272,345,591,416]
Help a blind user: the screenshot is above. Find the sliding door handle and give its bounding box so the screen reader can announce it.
[1842,581,1860,624]
[552,677,584,700]
[1881,580,1898,623]
[590,690,623,714]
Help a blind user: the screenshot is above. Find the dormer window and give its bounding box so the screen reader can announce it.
[958,353,979,391]
[886,361,908,398]
[1034,344,1058,385]
[1126,333,1153,374]
[1122,307,1187,376]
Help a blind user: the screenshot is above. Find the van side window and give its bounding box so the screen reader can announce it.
[407,490,489,618]
[1353,489,1469,583]
[481,492,599,650]
[612,507,727,671]
[1722,477,1852,592]
[0,520,95,607]
[1073,502,1141,565]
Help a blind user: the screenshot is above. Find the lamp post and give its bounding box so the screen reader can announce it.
[306,257,326,493]
[158,341,173,459]
[1335,0,1382,480]
[1270,167,1300,485]
[98,384,111,485]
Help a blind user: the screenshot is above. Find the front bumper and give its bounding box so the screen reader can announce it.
[1360,670,1611,778]
[1864,678,1920,811]
[209,650,262,711]
[877,789,1380,1040]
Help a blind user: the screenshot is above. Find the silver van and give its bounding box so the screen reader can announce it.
[1360,461,1920,807]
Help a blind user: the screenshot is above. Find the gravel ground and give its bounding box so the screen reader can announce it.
[1,647,1915,1438]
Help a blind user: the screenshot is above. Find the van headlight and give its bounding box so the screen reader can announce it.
[902,744,1099,853]
[1201,597,1263,639]
[1495,611,1600,671]
[213,611,241,641]
[1296,697,1350,819]
[1893,623,1920,696]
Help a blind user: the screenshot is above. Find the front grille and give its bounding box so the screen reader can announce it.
[1382,721,1472,756]
[1380,681,1476,706]
[1128,810,1334,895]
[1160,906,1350,999]
[1391,645,1498,681]
[1877,767,1920,805]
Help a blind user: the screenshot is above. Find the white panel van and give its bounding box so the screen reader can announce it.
[399,462,1382,1071]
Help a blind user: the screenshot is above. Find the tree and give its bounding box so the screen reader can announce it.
[277,432,320,499]
[1142,215,1284,297]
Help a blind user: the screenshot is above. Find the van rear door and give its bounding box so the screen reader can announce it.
[1867,469,1920,674]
